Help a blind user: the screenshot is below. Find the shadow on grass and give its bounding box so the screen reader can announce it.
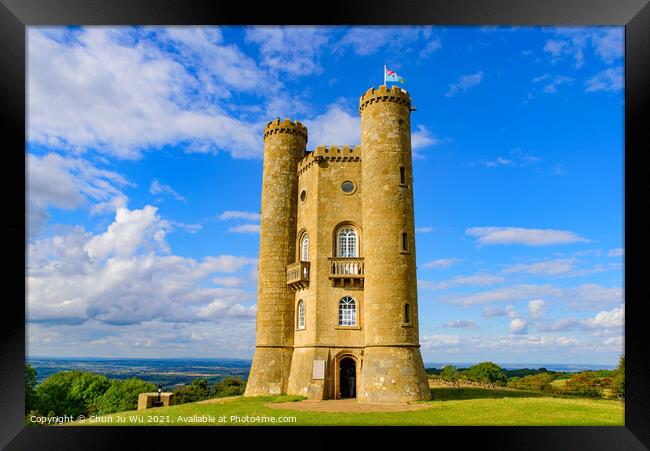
[430,387,553,401]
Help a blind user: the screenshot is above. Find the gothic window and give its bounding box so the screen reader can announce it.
[297,300,305,329]
[337,227,358,258]
[338,296,357,326]
[301,233,309,261]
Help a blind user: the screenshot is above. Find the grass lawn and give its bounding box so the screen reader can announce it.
[69,387,624,426]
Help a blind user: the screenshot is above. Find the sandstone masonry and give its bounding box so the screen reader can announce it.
[244,85,431,403]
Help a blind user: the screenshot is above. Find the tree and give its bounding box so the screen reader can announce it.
[96,378,157,415]
[507,373,553,392]
[36,371,85,417]
[466,362,507,385]
[611,355,625,399]
[565,372,602,398]
[173,378,211,404]
[440,365,459,382]
[25,363,39,414]
[69,372,110,415]
[211,377,246,398]
[35,371,111,417]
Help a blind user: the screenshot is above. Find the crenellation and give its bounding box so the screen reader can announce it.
[359,84,411,114]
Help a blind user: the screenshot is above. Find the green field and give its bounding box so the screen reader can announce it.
[69,387,624,426]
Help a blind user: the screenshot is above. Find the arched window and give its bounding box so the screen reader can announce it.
[404,303,411,324]
[297,300,305,329]
[338,296,357,326]
[337,227,358,258]
[301,233,309,261]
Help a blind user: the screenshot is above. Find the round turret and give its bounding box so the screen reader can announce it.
[246,117,307,396]
[357,85,431,403]
[263,118,308,142]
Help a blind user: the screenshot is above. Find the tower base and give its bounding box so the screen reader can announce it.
[244,347,293,396]
[357,346,431,403]
[287,347,330,400]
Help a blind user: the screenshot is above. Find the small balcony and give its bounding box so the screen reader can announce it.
[329,257,364,288]
[287,261,310,291]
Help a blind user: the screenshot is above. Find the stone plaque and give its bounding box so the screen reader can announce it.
[312,360,325,380]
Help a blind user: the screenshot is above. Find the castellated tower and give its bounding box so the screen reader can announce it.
[245,119,306,396]
[357,86,431,403]
[246,86,431,403]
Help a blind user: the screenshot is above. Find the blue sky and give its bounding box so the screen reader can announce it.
[26,26,624,365]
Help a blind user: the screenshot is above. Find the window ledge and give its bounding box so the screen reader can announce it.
[402,323,413,328]
[335,326,362,330]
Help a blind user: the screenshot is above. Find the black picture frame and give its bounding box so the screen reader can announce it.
[2,0,648,449]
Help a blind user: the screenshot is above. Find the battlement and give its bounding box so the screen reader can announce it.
[359,85,411,113]
[263,117,308,142]
[298,145,360,175]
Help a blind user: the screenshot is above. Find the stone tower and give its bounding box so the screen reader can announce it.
[246,85,431,403]
[244,119,306,396]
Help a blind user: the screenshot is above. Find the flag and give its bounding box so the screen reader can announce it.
[384,66,406,84]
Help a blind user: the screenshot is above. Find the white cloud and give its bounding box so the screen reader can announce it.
[585,67,623,93]
[591,28,624,63]
[411,125,442,159]
[608,248,624,257]
[583,305,624,329]
[528,299,546,319]
[466,226,590,246]
[163,26,269,93]
[337,26,423,56]
[229,224,261,234]
[503,258,577,276]
[84,206,171,260]
[445,71,483,97]
[483,157,513,167]
[509,318,528,335]
[443,284,563,306]
[150,179,186,202]
[420,274,505,290]
[27,207,258,328]
[421,258,462,269]
[532,74,574,93]
[443,320,478,329]
[304,105,360,148]
[503,258,620,279]
[27,152,131,237]
[542,28,623,69]
[567,284,624,310]
[537,318,581,332]
[415,227,435,233]
[480,148,542,168]
[421,334,461,349]
[482,306,506,318]
[443,282,621,309]
[542,32,587,68]
[219,210,261,222]
[419,38,442,58]
[506,305,520,319]
[28,27,263,160]
[245,26,329,76]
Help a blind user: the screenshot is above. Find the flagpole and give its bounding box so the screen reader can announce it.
[383,65,386,86]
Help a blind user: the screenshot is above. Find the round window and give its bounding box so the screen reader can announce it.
[341,181,355,194]
[300,190,306,202]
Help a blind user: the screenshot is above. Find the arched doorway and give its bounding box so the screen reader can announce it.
[339,357,357,398]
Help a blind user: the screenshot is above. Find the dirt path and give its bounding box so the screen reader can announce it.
[265,398,433,413]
